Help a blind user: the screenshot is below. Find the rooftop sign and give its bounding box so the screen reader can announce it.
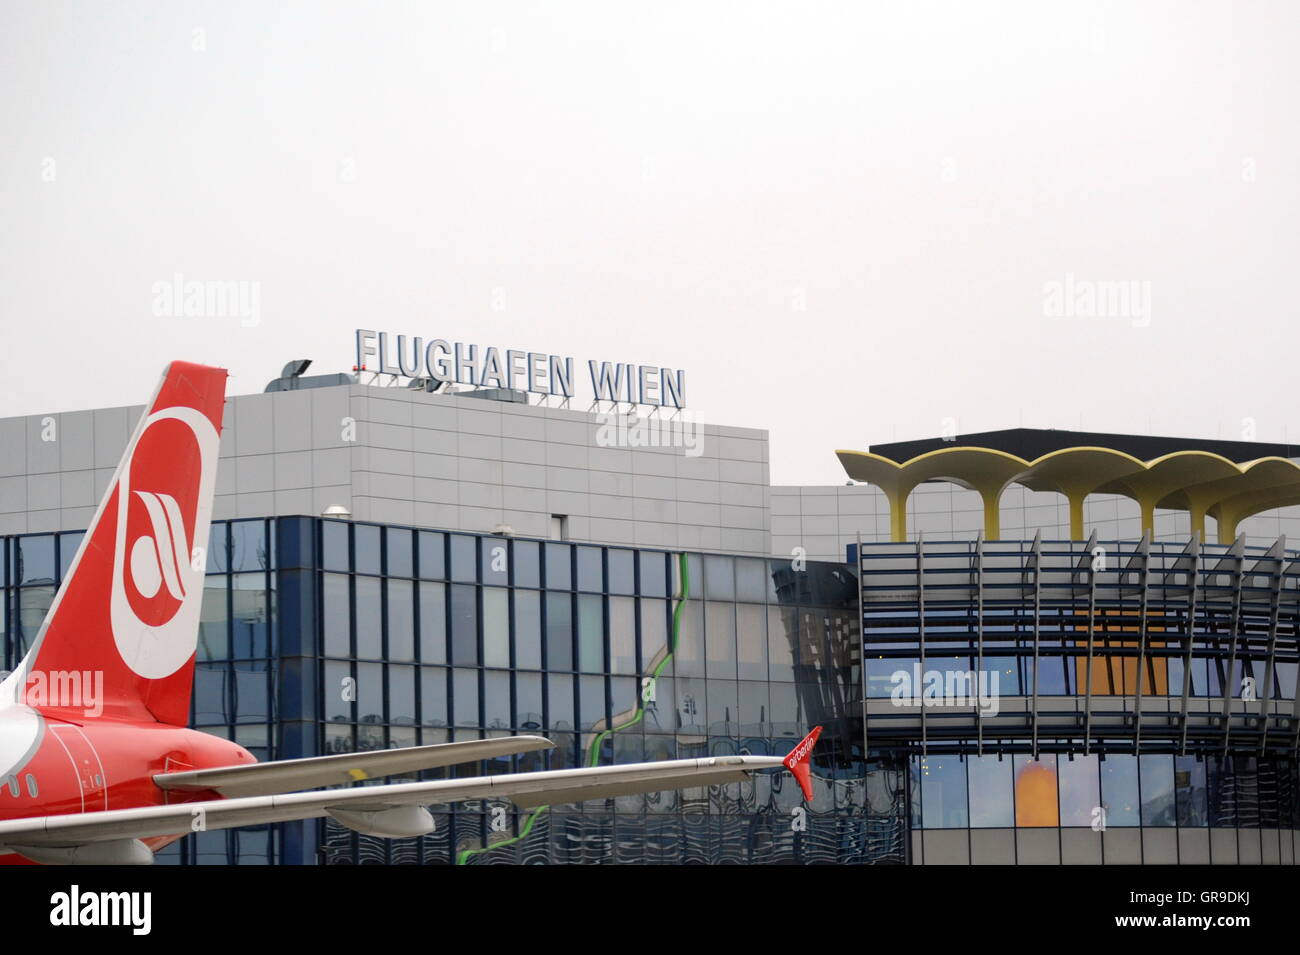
[355,329,687,408]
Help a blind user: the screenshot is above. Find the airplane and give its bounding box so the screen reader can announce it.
[0,360,822,864]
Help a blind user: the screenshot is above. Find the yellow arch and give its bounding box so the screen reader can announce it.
[837,444,1300,542]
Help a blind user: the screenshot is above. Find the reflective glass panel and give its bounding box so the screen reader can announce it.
[418,581,446,664]
[967,755,1014,827]
[482,587,510,668]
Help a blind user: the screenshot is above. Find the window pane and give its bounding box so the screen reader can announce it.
[354,524,381,575]
[1175,755,1208,826]
[1140,754,1176,826]
[704,556,734,601]
[547,673,574,730]
[638,551,667,598]
[418,582,446,664]
[357,663,383,724]
[675,601,704,677]
[323,661,352,722]
[921,754,968,829]
[705,601,737,680]
[1101,754,1140,826]
[738,680,768,733]
[576,546,603,592]
[231,573,271,658]
[17,536,55,585]
[1058,754,1101,827]
[640,599,668,670]
[54,530,82,574]
[194,664,229,724]
[230,520,269,573]
[355,576,382,659]
[609,596,636,674]
[579,674,605,731]
[706,678,737,733]
[577,595,604,672]
[418,531,445,579]
[14,586,53,660]
[767,606,797,681]
[735,558,766,603]
[452,669,478,727]
[386,528,413,578]
[513,540,540,588]
[482,587,510,667]
[389,665,416,724]
[322,573,350,657]
[514,590,542,669]
[421,667,447,726]
[324,721,353,754]
[545,592,573,670]
[481,538,509,586]
[450,535,476,583]
[967,755,1014,827]
[199,579,229,661]
[608,549,635,595]
[449,585,478,665]
[1014,755,1059,827]
[736,604,767,681]
[204,522,227,573]
[516,672,543,731]
[545,543,572,590]
[387,579,415,662]
[676,675,707,738]
[643,675,675,734]
[322,521,349,572]
[484,670,510,730]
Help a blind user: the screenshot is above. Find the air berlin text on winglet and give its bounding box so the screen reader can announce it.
[355,329,688,408]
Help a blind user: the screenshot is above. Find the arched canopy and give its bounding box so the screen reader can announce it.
[836,445,1300,542]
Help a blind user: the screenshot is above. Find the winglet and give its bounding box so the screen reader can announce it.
[782,726,823,801]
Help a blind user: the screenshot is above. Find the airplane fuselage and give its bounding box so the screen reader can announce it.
[0,703,255,863]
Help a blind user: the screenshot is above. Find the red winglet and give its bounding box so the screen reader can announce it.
[782,726,823,801]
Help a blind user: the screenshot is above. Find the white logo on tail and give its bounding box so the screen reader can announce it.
[111,407,219,680]
[129,491,190,601]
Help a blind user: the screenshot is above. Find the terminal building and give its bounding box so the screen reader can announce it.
[1,358,1298,864]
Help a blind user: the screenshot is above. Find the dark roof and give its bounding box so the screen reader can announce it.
[869,428,1299,465]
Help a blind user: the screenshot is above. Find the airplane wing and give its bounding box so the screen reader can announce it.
[0,727,822,865]
[153,736,555,797]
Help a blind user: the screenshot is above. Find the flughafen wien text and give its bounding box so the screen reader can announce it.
[355,329,688,408]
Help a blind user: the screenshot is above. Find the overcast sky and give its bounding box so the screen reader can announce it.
[3,1,1298,485]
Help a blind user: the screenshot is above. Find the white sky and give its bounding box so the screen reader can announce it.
[3,1,1298,485]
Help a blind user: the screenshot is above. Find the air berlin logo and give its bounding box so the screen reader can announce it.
[129,490,190,602]
[110,406,219,680]
[783,726,822,771]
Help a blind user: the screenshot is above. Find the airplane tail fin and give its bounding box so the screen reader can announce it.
[783,725,823,801]
[1,362,227,725]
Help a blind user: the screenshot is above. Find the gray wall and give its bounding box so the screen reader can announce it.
[0,383,773,556]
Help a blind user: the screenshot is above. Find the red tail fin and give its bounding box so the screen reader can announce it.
[783,726,823,801]
[4,362,227,725]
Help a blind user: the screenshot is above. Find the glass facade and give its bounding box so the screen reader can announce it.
[0,519,905,865]
[8,520,1297,863]
[912,749,1300,830]
[304,521,901,865]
